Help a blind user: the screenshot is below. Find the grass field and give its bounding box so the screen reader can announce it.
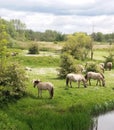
[1,43,114,130]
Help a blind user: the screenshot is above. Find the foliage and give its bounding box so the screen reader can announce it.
[103,54,114,67]
[28,43,39,54]
[1,18,66,42]
[10,19,26,41]
[62,33,92,60]
[91,32,114,43]
[0,62,27,102]
[0,111,29,130]
[85,62,102,73]
[58,53,77,78]
[0,18,9,71]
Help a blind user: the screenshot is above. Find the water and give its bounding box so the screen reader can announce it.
[92,111,114,130]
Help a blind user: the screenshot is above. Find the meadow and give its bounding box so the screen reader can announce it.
[1,42,114,130]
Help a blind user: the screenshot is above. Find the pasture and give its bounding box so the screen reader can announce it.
[1,42,114,130]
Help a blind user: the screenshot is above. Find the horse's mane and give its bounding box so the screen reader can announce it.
[100,73,104,78]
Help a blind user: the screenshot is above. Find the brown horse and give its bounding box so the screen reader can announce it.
[66,73,87,88]
[85,71,105,86]
[33,80,54,99]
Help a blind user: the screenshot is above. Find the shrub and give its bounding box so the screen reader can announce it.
[85,62,102,73]
[28,43,39,54]
[58,53,77,78]
[103,54,114,64]
[0,62,27,102]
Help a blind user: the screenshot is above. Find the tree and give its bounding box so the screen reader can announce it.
[62,33,92,60]
[0,18,26,102]
[10,19,26,41]
[0,18,9,70]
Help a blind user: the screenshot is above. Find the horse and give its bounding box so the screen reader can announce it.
[66,73,87,88]
[85,71,105,86]
[33,80,54,99]
[105,62,112,71]
[99,63,105,73]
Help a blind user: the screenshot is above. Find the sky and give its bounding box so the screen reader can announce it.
[0,0,114,34]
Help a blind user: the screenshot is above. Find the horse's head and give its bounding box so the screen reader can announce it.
[83,78,87,88]
[84,81,88,88]
[33,80,40,88]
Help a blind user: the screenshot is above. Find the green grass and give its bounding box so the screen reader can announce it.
[93,50,109,61]
[9,55,60,67]
[1,47,114,130]
[1,68,114,130]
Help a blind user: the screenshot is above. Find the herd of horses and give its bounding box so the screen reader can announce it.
[32,61,112,99]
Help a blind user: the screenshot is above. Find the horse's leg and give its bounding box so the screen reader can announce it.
[70,81,72,87]
[96,79,101,86]
[48,89,51,99]
[100,80,102,86]
[38,88,40,98]
[96,80,98,86]
[78,81,80,88]
[89,79,91,86]
[99,79,101,86]
[40,90,42,98]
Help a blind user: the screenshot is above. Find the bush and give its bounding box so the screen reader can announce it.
[0,62,27,102]
[103,54,114,65]
[58,53,77,78]
[85,62,102,73]
[28,43,39,54]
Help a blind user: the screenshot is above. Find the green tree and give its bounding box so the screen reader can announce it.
[62,33,92,60]
[0,18,9,70]
[58,53,77,78]
[10,19,26,41]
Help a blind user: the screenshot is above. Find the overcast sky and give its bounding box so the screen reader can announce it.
[0,0,114,34]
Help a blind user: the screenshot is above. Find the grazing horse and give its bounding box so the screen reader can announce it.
[33,80,54,99]
[66,73,87,88]
[106,62,112,71]
[77,64,86,73]
[85,71,105,86]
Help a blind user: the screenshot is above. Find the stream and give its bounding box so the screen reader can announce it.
[91,111,114,130]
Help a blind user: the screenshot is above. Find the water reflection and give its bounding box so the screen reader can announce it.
[91,111,114,130]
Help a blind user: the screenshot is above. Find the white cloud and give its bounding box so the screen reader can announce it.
[0,0,114,34]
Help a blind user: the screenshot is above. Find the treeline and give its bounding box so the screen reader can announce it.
[91,32,114,43]
[1,17,114,43]
[0,18,66,42]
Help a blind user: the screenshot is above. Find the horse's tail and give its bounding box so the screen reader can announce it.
[66,76,69,86]
[50,87,54,99]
